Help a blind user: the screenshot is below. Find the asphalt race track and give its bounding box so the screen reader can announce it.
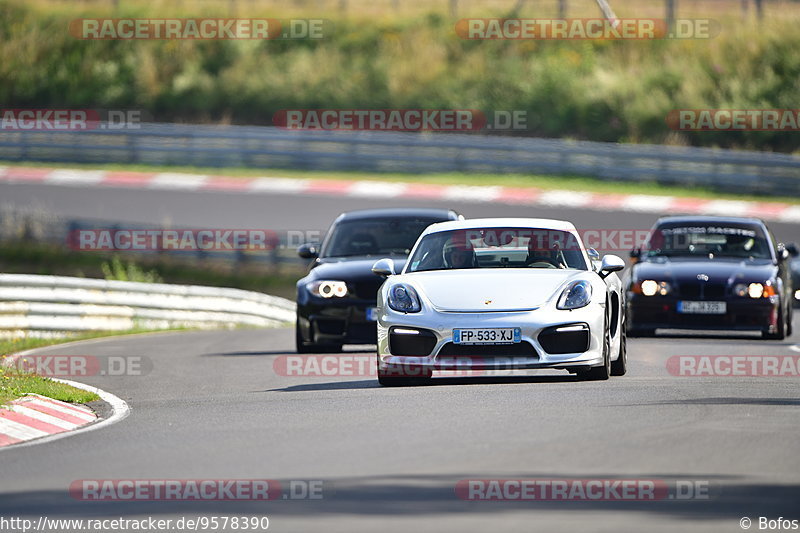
[1,180,800,532]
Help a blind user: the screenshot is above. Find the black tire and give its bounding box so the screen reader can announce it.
[610,319,627,377]
[377,358,433,387]
[295,321,342,353]
[787,304,793,337]
[763,304,786,340]
[295,320,313,353]
[579,309,611,381]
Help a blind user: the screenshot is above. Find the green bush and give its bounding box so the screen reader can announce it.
[101,256,163,283]
[1,2,798,152]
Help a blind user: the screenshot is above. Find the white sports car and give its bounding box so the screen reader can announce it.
[371,218,627,386]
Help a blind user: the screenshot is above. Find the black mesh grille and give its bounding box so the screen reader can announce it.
[389,328,437,356]
[437,342,538,357]
[538,325,590,354]
[678,282,726,300]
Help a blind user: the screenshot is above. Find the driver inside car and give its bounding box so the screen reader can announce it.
[525,240,565,268]
[442,239,477,269]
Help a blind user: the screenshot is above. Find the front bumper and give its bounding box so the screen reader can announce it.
[297,299,378,345]
[377,303,606,371]
[626,293,778,332]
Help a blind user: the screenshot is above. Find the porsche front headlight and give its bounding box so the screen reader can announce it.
[387,284,421,313]
[557,280,593,310]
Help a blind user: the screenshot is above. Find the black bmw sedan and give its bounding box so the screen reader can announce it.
[627,216,796,339]
[295,208,462,352]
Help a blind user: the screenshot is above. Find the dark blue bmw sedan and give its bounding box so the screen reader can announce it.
[627,216,796,339]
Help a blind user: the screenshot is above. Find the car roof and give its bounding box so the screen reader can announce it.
[420,217,578,235]
[334,208,459,222]
[654,215,766,227]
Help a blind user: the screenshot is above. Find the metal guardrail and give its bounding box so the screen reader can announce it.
[0,274,296,337]
[0,123,798,197]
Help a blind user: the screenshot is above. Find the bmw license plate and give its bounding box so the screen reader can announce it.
[453,328,521,345]
[366,307,378,321]
[677,301,727,314]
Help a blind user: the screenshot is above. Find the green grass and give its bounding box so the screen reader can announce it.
[0,366,99,406]
[2,160,797,204]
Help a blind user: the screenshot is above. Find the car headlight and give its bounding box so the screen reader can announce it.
[307,280,348,298]
[733,282,776,299]
[795,289,800,301]
[387,284,421,313]
[557,280,593,310]
[640,280,670,296]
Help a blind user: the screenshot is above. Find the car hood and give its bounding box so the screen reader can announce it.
[404,269,585,312]
[633,256,777,284]
[311,257,408,282]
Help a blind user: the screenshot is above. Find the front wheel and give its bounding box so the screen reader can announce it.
[786,304,793,337]
[579,311,611,381]
[295,321,342,353]
[610,321,627,376]
[377,358,433,387]
[763,304,786,340]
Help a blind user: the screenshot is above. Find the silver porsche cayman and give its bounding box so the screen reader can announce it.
[371,218,627,386]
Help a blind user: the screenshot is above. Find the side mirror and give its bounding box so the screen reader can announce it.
[297,243,319,259]
[372,258,396,277]
[777,243,789,262]
[786,243,799,258]
[599,254,625,279]
[587,248,601,271]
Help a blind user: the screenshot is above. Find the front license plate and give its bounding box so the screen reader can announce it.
[453,328,521,345]
[366,307,378,321]
[677,301,727,314]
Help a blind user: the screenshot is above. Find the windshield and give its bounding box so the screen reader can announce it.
[644,224,772,260]
[406,227,588,272]
[321,217,443,258]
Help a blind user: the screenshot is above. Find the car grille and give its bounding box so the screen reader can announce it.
[678,282,726,300]
[389,328,438,356]
[538,324,590,354]
[437,342,538,358]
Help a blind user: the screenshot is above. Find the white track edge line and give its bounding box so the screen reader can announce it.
[0,382,129,451]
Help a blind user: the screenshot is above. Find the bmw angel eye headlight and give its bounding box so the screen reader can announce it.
[640,280,671,296]
[387,284,421,313]
[733,282,775,299]
[307,280,348,298]
[557,280,593,310]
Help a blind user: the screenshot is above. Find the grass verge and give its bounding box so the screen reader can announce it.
[2,160,797,204]
[0,329,186,406]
